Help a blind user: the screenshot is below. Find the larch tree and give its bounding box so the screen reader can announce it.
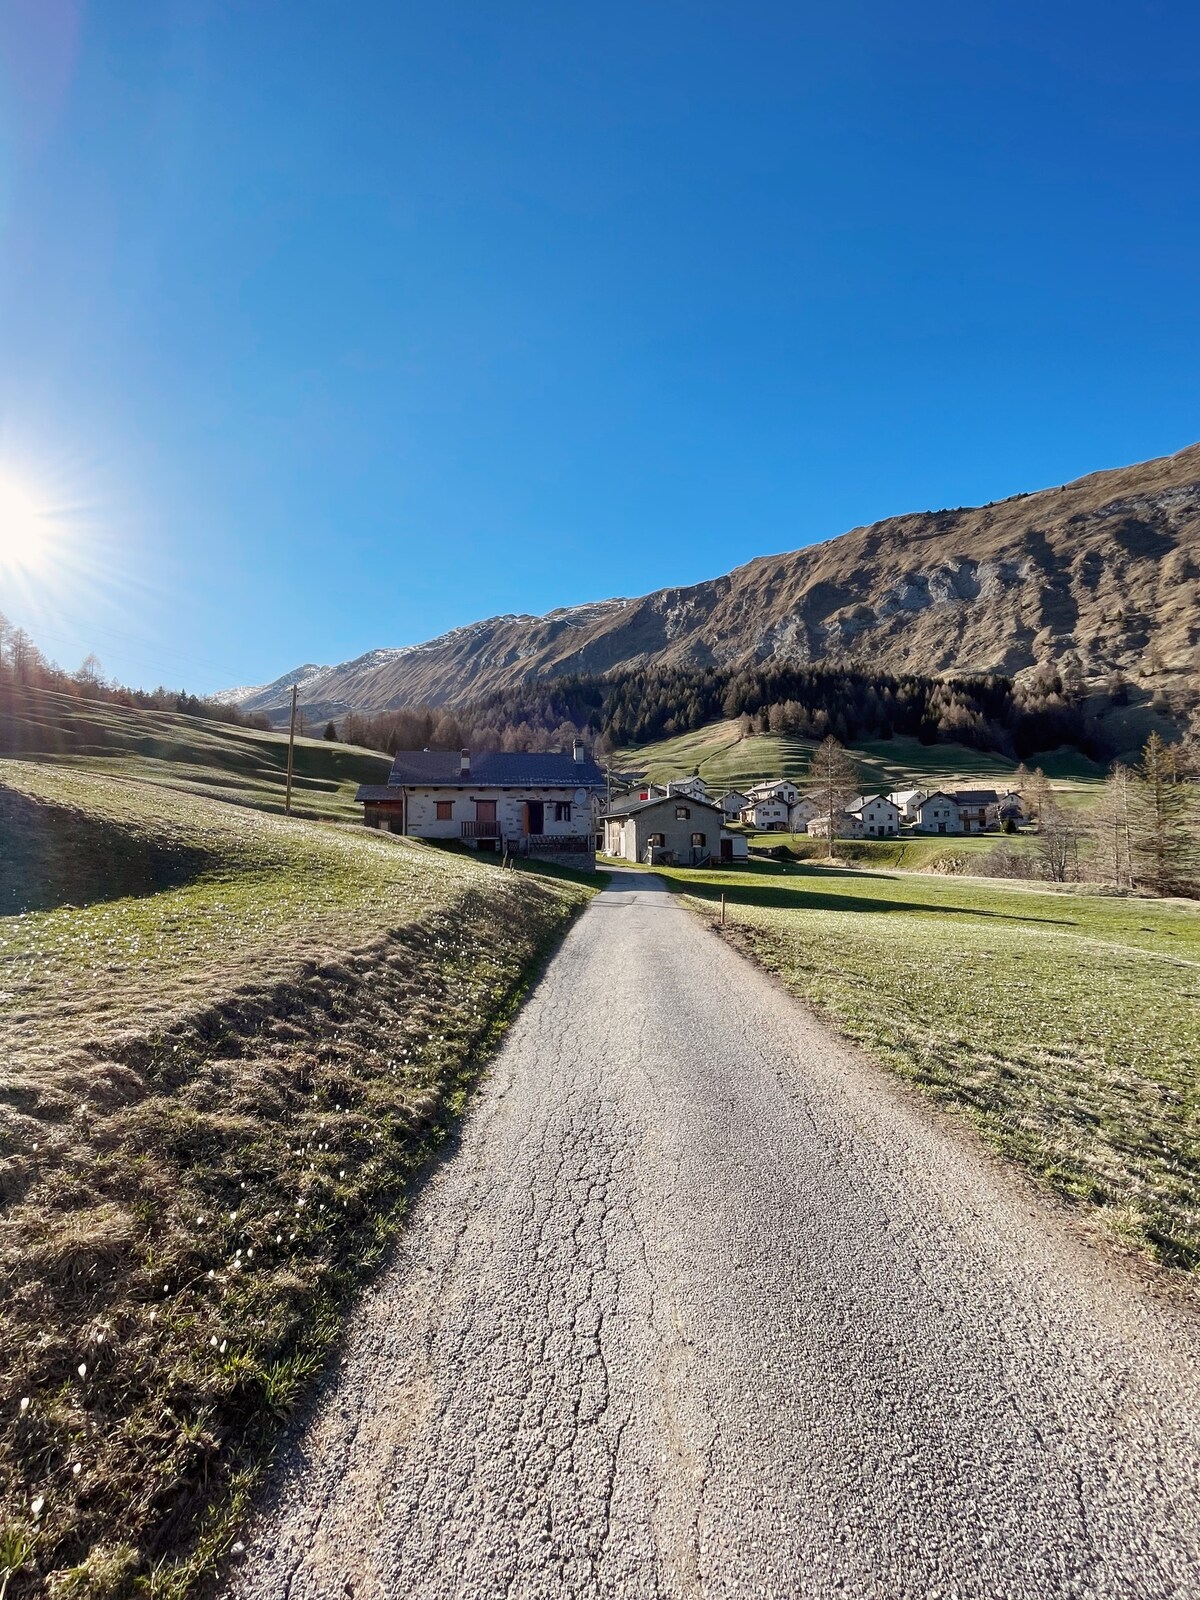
[1131,732,1197,895]
[1091,761,1134,889]
[805,735,859,859]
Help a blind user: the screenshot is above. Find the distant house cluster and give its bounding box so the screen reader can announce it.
[614,773,1027,850]
[354,747,1028,873]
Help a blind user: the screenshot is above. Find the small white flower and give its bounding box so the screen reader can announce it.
[246,1248,253,1259]
[77,1363,87,1379]
[229,1210,238,1222]
[339,1170,346,1179]
[72,1462,81,1476]
[198,1214,206,1225]
[30,1495,44,1517]
[19,1397,30,1414]
[210,1335,218,1347]
[232,1541,245,1554]
[207,1269,215,1279]
[219,1339,227,1354]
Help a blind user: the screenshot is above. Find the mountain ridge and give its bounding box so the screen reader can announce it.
[221,440,1200,722]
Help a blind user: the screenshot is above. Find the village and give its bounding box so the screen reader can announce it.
[355,742,1027,869]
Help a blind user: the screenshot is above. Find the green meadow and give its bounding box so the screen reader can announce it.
[618,717,1103,798]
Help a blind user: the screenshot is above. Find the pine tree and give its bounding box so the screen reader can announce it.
[1092,761,1134,889]
[323,721,338,741]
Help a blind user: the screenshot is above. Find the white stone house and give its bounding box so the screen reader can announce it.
[889,788,929,824]
[602,794,740,865]
[914,791,962,834]
[808,812,866,840]
[747,779,800,807]
[788,795,821,833]
[742,798,790,831]
[356,744,606,868]
[952,789,1000,833]
[667,776,709,802]
[847,794,901,837]
[720,789,750,819]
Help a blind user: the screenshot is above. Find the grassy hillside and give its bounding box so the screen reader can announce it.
[618,719,1104,796]
[746,830,1041,873]
[0,762,594,1596]
[0,684,389,820]
[661,858,1200,1277]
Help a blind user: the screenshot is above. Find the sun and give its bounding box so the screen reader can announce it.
[0,475,51,574]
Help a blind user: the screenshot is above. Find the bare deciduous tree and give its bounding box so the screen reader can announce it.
[805,735,859,859]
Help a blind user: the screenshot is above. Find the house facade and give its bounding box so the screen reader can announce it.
[848,794,901,837]
[889,788,929,823]
[747,779,800,806]
[667,776,709,802]
[356,744,606,869]
[808,812,865,840]
[742,798,790,831]
[914,791,962,834]
[788,795,821,833]
[603,794,735,865]
[720,789,750,819]
[953,789,1000,833]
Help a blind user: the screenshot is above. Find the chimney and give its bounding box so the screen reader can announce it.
[459,748,470,778]
[572,738,584,764]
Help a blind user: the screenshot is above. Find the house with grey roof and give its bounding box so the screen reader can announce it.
[952,789,1001,832]
[602,793,744,866]
[846,794,901,837]
[355,742,605,869]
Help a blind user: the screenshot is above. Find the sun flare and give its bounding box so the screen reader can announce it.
[0,475,52,574]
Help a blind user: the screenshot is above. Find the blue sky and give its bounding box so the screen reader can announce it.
[0,1,1197,693]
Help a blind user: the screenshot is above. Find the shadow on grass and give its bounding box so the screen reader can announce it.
[676,866,1080,928]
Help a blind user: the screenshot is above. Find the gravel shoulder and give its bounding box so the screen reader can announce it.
[227,870,1200,1600]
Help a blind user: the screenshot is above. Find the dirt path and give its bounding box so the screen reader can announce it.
[228,871,1200,1599]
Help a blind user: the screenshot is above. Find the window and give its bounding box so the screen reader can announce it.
[675,805,690,819]
[648,832,665,847]
[554,801,571,822]
[691,832,706,847]
[435,800,453,820]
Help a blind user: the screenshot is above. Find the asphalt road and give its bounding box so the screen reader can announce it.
[229,871,1200,1599]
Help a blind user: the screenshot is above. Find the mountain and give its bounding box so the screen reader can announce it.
[223,441,1200,722]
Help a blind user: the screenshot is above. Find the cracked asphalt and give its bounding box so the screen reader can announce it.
[229,871,1200,1599]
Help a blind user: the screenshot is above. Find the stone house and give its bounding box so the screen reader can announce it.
[602,794,739,865]
[788,795,821,833]
[355,744,605,869]
[914,791,963,834]
[667,775,710,802]
[720,789,750,819]
[889,788,929,823]
[808,812,866,840]
[847,794,901,837]
[747,779,800,807]
[953,789,1000,833]
[741,797,790,831]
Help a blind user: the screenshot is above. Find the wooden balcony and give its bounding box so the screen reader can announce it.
[461,820,500,839]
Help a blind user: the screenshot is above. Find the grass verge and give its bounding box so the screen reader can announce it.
[658,859,1200,1277]
[0,763,595,1597]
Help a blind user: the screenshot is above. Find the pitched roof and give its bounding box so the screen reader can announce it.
[602,793,725,819]
[915,790,958,808]
[953,789,1000,805]
[846,793,897,813]
[380,749,606,789]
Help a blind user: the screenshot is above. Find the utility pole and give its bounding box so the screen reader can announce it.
[285,684,298,816]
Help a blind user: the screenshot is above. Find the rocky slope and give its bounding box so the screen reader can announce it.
[226,441,1200,719]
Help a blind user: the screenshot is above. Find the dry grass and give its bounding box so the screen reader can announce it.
[0,763,594,1596]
